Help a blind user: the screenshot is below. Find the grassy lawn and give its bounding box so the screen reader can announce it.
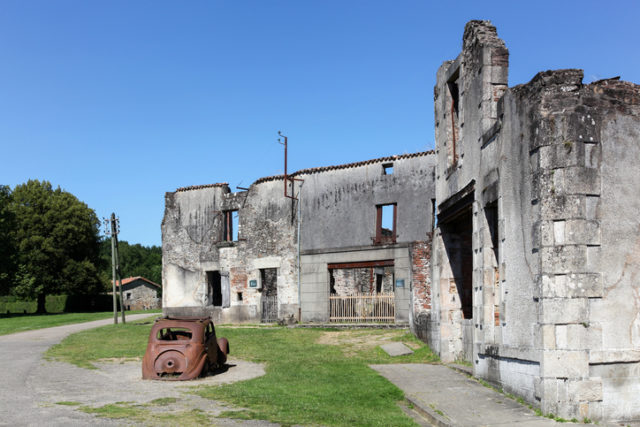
[0,310,161,336]
[46,323,438,426]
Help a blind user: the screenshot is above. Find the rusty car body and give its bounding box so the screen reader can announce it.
[142,316,229,380]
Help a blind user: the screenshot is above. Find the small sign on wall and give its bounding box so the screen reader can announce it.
[249,280,258,288]
[395,279,405,288]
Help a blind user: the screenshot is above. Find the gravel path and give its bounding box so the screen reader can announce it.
[0,315,272,426]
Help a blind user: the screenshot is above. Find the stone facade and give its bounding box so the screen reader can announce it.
[118,277,161,310]
[423,20,640,422]
[162,151,437,325]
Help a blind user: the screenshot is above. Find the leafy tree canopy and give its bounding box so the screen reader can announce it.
[9,180,103,311]
[0,185,16,294]
[99,239,162,288]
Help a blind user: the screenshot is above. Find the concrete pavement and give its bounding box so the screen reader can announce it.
[372,363,566,427]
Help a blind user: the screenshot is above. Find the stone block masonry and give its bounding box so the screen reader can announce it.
[430,20,640,423]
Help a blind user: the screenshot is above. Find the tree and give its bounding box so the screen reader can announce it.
[99,239,162,287]
[10,180,103,312]
[0,185,16,295]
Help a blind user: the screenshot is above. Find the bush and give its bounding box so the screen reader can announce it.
[0,296,36,314]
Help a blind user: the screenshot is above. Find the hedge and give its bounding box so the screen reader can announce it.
[0,294,121,314]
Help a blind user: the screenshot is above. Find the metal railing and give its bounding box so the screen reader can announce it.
[329,293,395,323]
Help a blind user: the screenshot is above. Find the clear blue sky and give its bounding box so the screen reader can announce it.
[1,1,638,246]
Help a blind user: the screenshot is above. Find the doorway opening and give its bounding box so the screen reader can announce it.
[260,268,278,322]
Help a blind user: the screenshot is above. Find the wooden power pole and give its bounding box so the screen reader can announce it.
[104,213,126,324]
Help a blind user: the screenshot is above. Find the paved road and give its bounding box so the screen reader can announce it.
[0,314,154,426]
[0,314,274,427]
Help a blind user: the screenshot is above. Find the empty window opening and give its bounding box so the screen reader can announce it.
[126,292,132,300]
[207,271,222,307]
[431,198,437,231]
[376,203,397,244]
[382,163,394,175]
[237,292,243,302]
[330,270,336,295]
[223,210,239,241]
[375,267,385,293]
[157,327,193,341]
[447,68,461,165]
[486,202,499,264]
[327,261,394,296]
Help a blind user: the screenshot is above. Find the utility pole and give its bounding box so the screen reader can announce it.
[277,131,304,321]
[104,213,125,324]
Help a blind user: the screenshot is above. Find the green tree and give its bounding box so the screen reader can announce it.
[0,185,16,295]
[10,180,103,312]
[99,239,162,287]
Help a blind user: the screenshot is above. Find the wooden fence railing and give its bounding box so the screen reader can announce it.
[329,293,395,323]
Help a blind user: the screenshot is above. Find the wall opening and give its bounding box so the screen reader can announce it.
[328,261,394,295]
[223,210,239,241]
[206,271,222,307]
[260,268,278,322]
[441,208,473,319]
[447,68,461,166]
[376,203,397,244]
[485,201,500,326]
[382,163,394,175]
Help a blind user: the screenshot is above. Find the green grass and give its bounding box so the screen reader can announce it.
[0,310,161,336]
[80,403,212,426]
[48,322,439,426]
[193,326,438,426]
[46,316,158,368]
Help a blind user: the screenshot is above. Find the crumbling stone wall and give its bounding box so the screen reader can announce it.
[297,152,436,322]
[330,267,394,295]
[431,20,640,422]
[162,179,298,323]
[123,282,160,310]
[163,152,437,325]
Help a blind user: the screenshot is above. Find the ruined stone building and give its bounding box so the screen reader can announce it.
[161,19,640,423]
[162,151,436,324]
[417,20,640,422]
[115,276,161,310]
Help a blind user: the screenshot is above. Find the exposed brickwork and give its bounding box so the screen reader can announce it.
[411,240,432,312]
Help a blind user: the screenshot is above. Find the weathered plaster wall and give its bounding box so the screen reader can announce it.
[162,181,298,323]
[163,152,437,325]
[298,153,435,322]
[301,153,435,251]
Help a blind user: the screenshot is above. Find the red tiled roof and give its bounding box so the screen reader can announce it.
[113,276,161,288]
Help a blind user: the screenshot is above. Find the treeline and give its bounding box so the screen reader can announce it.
[0,180,161,313]
[98,240,162,286]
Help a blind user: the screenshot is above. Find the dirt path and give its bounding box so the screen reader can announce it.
[0,315,271,426]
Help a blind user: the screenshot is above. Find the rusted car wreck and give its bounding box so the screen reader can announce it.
[142,317,229,380]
